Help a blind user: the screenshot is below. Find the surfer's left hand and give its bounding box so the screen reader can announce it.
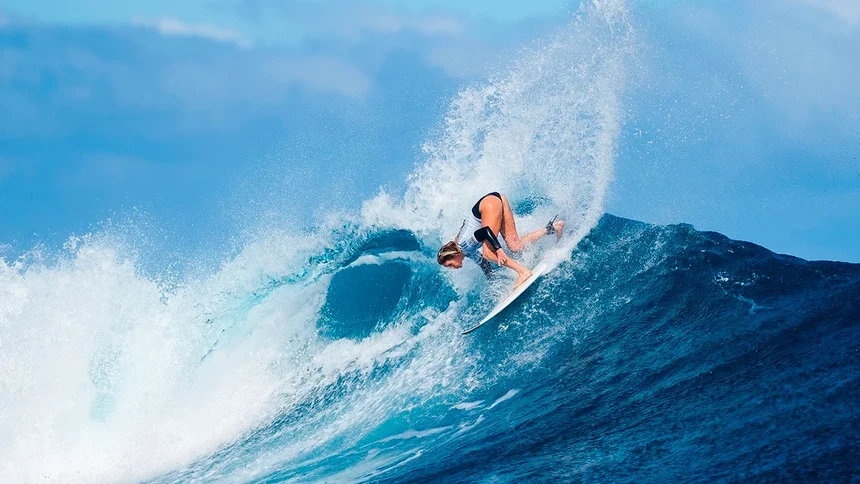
[496,249,508,266]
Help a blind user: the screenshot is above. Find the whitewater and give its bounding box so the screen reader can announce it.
[1,1,858,483]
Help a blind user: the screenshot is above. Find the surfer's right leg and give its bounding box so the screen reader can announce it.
[477,196,532,287]
[510,262,532,289]
[482,243,532,288]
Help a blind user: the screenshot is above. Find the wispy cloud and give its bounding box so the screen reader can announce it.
[222,0,523,78]
[0,7,23,28]
[234,0,467,43]
[0,2,546,141]
[265,56,371,97]
[157,53,371,120]
[131,17,252,48]
[0,18,377,134]
[795,0,860,25]
[669,1,860,134]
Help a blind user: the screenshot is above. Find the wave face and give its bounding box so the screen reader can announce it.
[2,1,858,483]
[167,217,859,483]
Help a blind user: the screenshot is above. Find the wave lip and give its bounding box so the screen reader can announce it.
[362,0,636,259]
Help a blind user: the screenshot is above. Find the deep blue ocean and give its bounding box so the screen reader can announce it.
[4,212,857,482]
[1,1,857,482]
[143,214,857,483]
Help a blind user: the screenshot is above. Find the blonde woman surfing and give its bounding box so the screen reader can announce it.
[437,192,564,288]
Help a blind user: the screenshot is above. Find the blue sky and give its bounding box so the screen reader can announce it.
[0,0,858,264]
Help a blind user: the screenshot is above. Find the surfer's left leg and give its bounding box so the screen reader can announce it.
[545,215,565,242]
[500,195,564,251]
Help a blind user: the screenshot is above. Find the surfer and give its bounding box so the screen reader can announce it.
[436,192,564,288]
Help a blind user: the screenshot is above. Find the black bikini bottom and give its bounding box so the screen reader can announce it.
[471,192,502,219]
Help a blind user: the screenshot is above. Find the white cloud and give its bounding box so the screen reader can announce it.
[413,14,465,36]
[0,0,540,135]
[425,38,500,78]
[265,57,371,97]
[236,0,467,43]
[0,7,21,28]
[132,17,252,48]
[346,7,465,37]
[795,0,860,25]
[228,0,521,79]
[152,53,371,131]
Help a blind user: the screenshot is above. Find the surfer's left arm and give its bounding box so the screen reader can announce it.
[474,226,507,265]
[482,245,508,266]
[474,226,532,286]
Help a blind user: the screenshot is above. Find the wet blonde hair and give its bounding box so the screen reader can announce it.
[437,221,466,265]
[437,241,462,264]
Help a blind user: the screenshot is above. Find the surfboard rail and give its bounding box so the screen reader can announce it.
[462,262,550,335]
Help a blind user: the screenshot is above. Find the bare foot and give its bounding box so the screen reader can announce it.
[513,269,533,289]
[553,220,565,241]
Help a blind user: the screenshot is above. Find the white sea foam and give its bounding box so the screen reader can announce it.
[0,231,327,483]
[487,389,520,410]
[363,0,634,269]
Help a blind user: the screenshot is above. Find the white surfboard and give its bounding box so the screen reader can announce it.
[462,262,550,335]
